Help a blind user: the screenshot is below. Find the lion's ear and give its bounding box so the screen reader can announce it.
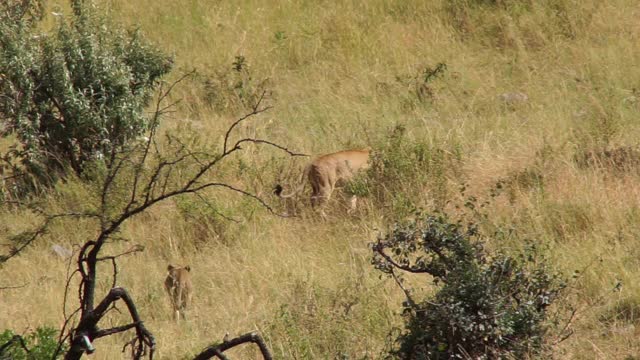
[167,264,175,272]
[185,265,191,272]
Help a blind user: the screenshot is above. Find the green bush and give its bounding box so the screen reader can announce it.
[175,194,233,247]
[0,326,64,359]
[193,55,271,115]
[372,213,566,359]
[347,125,460,218]
[0,0,172,189]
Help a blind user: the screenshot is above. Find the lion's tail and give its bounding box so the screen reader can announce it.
[276,164,311,198]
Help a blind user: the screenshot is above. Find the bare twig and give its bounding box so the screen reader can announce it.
[223,90,270,153]
[94,245,144,289]
[389,269,417,308]
[232,138,309,157]
[95,244,145,262]
[552,306,577,345]
[0,212,99,263]
[0,283,27,290]
[193,192,239,223]
[56,244,82,358]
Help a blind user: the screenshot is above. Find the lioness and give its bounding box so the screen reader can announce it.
[164,264,193,321]
[275,149,370,215]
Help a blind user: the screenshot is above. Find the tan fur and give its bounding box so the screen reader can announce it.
[276,149,370,215]
[164,264,193,320]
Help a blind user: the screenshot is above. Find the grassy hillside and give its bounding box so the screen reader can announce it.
[2,0,640,358]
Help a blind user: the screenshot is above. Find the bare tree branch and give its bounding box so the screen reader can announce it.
[0,335,30,356]
[211,349,230,360]
[552,306,577,345]
[389,269,417,308]
[193,331,272,360]
[372,240,431,274]
[192,192,239,223]
[0,283,27,290]
[223,90,270,153]
[0,212,99,263]
[94,322,138,339]
[96,244,145,262]
[232,138,309,157]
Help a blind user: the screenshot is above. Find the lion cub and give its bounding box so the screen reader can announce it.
[164,264,193,320]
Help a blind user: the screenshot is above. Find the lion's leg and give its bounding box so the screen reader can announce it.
[175,287,183,322]
[347,195,358,214]
[312,185,332,218]
[310,181,321,208]
[168,287,178,321]
[182,291,190,320]
[311,177,332,207]
[319,188,332,218]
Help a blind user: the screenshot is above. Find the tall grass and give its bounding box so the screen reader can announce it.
[2,0,640,358]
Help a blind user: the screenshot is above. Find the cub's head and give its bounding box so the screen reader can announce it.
[167,264,191,274]
[165,264,192,292]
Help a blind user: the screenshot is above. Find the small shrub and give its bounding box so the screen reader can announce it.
[391,63,447,112]
[274,30,287,42]
[541,201,594,240]
[372,213,566,359]
[599,296,640,326]
[348,125,461,218]
[193,56,272,114]
[503,166,545,203]
[175,194,232,247]
[0,326,64,359]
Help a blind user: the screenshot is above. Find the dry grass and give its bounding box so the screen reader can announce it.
[2,0,640,358]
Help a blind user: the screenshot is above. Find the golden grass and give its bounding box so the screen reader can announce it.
[3,0,640,358]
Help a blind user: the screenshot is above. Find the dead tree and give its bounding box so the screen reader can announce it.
[1,74,304,359]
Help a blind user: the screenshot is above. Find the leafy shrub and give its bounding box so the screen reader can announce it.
[599,296,640,326]
[175,194,232,247]
[540,201,594,241]
[0,0,172,189]
[389,63,447,112]
[347,125,461,218]
[372,213,566,359]
[0,326,64,359]
[192,55,271,114]
[501,166,545,204]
